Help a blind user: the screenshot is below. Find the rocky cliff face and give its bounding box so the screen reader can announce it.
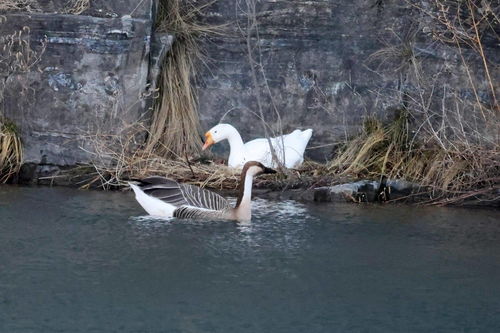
[0,0,498,179]
[194,0,498,161]
[0,0,172,178]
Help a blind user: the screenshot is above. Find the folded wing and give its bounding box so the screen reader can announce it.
[137,177,230,211]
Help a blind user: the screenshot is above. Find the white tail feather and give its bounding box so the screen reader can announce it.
[301,129,313,142]
[129,183,176,217]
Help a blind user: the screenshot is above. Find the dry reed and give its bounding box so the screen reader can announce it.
[0,118,22,183]
[62,0,90,15]
[77,121,297,190]
[329,110,499,205]
[0,0,38,12]
[0,26,47,74]
[0,24,45,182]
[0,0,89,14]
[327,0,500,206]
[146,0,221,158]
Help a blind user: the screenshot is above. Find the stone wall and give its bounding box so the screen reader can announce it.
[194,0,498,161]
[0,0,498,179]
[0,0,172,177]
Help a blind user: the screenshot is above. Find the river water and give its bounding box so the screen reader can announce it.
[0,185,499,332]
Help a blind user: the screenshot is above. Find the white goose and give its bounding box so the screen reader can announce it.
[202,124,313,169]
[129,161,276,222]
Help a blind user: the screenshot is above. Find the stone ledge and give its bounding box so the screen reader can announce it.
[314,179,425,203]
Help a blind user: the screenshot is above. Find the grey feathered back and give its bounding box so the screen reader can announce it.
[137,177,231,213]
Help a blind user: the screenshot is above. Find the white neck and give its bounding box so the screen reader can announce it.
[235,171,254,221]
[224,126,246,168]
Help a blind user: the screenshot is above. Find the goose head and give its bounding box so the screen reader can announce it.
[242,161,277,177]
[236,161,276,207]
[234,161,276,221]
[202,123,237,150]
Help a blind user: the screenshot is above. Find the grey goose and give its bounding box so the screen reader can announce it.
[130,161,276,222]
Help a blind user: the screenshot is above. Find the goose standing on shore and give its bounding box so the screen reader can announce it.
[202,123,313,169]
[129,161,276,222]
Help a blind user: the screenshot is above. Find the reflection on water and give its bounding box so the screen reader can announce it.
[1,185,499,332]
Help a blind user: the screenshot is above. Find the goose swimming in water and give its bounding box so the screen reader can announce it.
[129,161,276,222]
[202,123,313,169]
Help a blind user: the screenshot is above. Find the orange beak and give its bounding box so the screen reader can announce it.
[202,132,215,150]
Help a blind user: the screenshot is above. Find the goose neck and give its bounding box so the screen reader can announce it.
[234,168,254,221]
[225,127,245,151]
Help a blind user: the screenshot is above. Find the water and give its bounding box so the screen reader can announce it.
[0,185,499,332]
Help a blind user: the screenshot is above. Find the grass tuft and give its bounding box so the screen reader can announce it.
[0,0,38,12]
[328,110,499,205]
[62,0,90,15]
[0,118,22,183]
[146,0,222,158]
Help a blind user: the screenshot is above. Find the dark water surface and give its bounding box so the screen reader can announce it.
[0,185,499,332]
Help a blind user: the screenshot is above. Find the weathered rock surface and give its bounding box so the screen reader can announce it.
[0,1,172,173]
[194,0,499,161]
[314,179,424,203]
[0,0,498,185]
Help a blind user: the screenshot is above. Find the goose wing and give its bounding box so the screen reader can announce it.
[243,129,313,168]
[136,177,188,206]
[137,177,230,211]
[178,183,231,211]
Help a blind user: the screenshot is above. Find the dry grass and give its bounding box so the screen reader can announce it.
[328,0,499,206]
[146,0,222,158]
[0,26,47,74]
[329,111,499,205]
[75,121,286,190]
[0,0,38,12]
[408,0,498,110]
[62,0,90,15]
[0,0,89,14]
[65,119,330,192]
[0,118,22,183]
[0,26,44,183]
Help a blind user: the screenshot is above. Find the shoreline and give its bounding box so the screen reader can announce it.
[7,161,499,209]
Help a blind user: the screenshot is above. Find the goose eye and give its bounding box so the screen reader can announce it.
[214,130,217,134]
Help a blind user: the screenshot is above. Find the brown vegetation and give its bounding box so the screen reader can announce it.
[76,121,327,191]
[0,0,496,207]
[0,26,46,74]
[0,0,89,13]
[62,0,90,15]
[146,0,221,158]
[0,118,22,183]
[328,112,499,205]
[0,25,46,182]
[330,0,499,205]
[0,0,37,12]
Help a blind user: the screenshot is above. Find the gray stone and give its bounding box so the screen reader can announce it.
[1,0,498,185]
[314,178,422,203]
[194,0,499,162]
[0,2,173,170]
[315,180,380,203]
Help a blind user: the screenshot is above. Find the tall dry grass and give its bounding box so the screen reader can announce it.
[329,112,499,205]
[330,0,499,205]
[62,0,90,15]
[78,121,273,190]
[0,26,47,74]
[0,118,22,183]
[0,0,37,12]
[0,23,46,182]
[146,0,221,158]
[0,0,89,13]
